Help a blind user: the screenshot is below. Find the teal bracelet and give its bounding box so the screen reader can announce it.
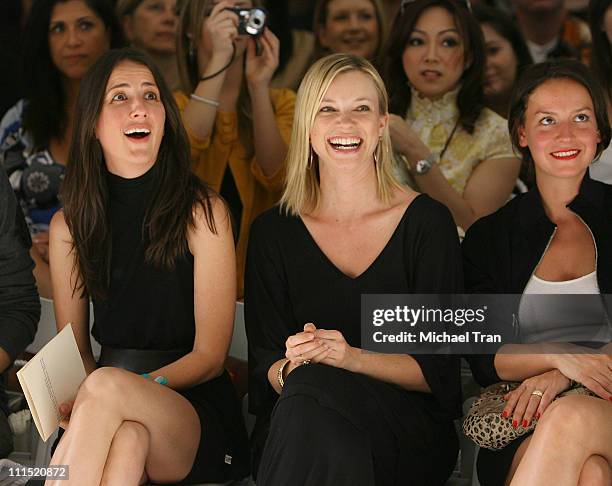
[154,376,168,385]
[141,373,168,385]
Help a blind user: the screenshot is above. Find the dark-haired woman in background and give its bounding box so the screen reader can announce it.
[47,48,249,485]
[463,60,612,486]
[587,0,612,184]
[385,0,520,231]
[0,0,122,298]
[473,5,532,119]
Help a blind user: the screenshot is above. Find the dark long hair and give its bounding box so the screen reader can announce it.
[62,48,217,300]
[21,0,123,151]
[589,0,612,102]
[473,5,532,117]
[473,5,533,79]
[508,60,612,167]
[384,0,485,134]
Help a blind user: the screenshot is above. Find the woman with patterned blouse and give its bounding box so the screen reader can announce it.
[384,0,521,231]
[0,0,122,298]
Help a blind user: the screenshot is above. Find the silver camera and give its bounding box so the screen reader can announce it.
[227,7,267,37]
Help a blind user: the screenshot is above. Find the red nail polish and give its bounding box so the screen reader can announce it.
[535,412,540,419]
[522,419,528,428]
[512,420,518,428]
[502,410,508,418]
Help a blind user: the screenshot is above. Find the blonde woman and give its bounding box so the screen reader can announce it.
[245,54,462,485]
[175,0,295,297]
[313,0,387,63]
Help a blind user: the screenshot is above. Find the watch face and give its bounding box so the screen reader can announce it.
[416,159,431,174]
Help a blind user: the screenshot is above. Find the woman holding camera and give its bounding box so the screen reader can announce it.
[0,0,123,298]
[175,0,295,298]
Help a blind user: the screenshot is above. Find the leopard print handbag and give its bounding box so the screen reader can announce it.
[462,382,595,450]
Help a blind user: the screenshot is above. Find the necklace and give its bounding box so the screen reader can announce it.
[438,120,460,163]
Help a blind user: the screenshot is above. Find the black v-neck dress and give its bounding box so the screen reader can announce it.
[245,194,463,485]
[91,166,249,484]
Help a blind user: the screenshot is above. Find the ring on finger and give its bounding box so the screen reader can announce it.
[531,389,544,398]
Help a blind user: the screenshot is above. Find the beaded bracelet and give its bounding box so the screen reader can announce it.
[277,359,290,389]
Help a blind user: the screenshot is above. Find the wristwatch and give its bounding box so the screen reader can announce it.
[413,154,436,175]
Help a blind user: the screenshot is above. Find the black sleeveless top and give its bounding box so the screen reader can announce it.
[92,165,195,350]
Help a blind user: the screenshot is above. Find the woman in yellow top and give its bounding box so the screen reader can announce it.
[385,0,521,231]
[175,0,295,297]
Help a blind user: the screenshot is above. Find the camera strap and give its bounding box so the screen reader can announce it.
[200,44,236,82]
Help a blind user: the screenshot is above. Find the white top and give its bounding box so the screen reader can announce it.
[526,38,559,64]
[523,270,599,295]
[518,271,611,345]
[588,146,612,185]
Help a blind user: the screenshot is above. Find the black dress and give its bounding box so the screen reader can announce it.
[245,195,463,486]
[91,166,250,484]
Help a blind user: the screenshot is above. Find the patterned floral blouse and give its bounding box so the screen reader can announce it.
[396,87,515,195]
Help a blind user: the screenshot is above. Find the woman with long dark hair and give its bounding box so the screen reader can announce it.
[473,5,533,119]
[0,0,122,298]
[463,60,612,486]
[385,0,520,231]
[46,48,249,485]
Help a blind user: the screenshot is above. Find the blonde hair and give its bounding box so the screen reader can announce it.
[281,54,400,216]
[313,0,387,64]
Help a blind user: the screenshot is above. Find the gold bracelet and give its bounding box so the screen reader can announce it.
[277,358,290,388]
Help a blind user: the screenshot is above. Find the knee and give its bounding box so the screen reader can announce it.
[113,421,149,451]
[536,396,597,440]
[579,455,612,486]
[283,363,352,395]
[76,367,131,408]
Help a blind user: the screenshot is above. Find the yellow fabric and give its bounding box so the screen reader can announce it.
[175,88,296,297]
[398,87,514,194]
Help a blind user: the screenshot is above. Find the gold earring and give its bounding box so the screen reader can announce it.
[373,138,381,165]
[308,147,313,169]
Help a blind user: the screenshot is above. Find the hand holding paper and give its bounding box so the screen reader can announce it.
[16,324,86,441]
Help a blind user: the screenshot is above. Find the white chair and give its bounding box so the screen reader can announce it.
[12,298,100,468]
[229,302,247,361]
[26,298,100,358]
